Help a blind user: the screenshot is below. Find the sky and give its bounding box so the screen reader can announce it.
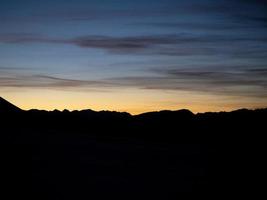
[0,0,267,114]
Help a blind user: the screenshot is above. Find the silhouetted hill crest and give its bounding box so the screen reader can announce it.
[0,97,266,120]
[135,109,194,120]
[0,97,22,113]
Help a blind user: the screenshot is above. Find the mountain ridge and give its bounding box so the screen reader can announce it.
[1,96,267,116]
[0,97,22,113]
[1,96,266,198]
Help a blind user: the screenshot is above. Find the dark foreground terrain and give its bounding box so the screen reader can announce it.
[0,97,266,199]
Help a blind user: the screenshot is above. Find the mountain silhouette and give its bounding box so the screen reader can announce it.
[1,96,266,198]
[0,97,21,113]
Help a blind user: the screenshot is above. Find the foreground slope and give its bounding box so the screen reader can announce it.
[1,97,266,198]
[0,97,21,113]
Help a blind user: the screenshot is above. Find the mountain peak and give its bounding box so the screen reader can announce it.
[0,97,22,113]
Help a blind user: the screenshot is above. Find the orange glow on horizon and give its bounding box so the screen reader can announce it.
[1,88,266,115]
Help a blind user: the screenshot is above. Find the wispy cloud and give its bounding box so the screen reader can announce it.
[0,33,64,44]
[1,66,267,98]
[106,67,267,98]
[0,66,30,71]
[0,73,109,89]
[136,20,266,31]
[1,33,267,57]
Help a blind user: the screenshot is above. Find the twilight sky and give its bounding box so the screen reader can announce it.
[0,0,267,113]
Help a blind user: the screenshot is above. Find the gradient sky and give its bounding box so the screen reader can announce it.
[0,0,267,114]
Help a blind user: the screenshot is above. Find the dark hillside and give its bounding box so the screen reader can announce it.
[0,97,266,198]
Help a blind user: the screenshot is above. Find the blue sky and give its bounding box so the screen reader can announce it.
[0,0,267,113]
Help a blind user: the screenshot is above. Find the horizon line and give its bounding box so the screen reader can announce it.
[1,96,266,116]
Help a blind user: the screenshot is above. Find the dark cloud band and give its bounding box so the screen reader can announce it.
[1,67,267,98]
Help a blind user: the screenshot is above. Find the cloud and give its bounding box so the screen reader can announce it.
[70,35,185,54]
[1,66,267,98]
[0,2,189,25]
[137,19,266,31]
[106,67,267,98]
[0,73,109,89]
[1,33,267,58]
[0,33,65,44]
[68,34,267,58]
[62,9,166,21]
[0,33,209,56]
[0,66,29,71]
